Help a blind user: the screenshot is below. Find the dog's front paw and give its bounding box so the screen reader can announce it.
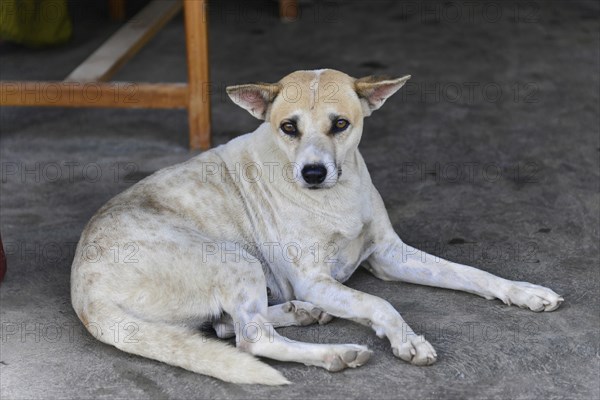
[392,335,437,366]
[283,301,333,325]
[501,281,564,312]
[324,345,372,372]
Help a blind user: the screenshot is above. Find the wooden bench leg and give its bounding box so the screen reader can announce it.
[279,0,298,21]
[108,0,126,21]
[184,0,211,150]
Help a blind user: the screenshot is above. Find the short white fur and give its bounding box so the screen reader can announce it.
[71,69,563,385]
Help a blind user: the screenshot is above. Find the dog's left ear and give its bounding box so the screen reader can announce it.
[355,75,411,116]
[226,83,281,120]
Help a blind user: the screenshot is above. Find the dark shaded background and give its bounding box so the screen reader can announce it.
[1,1,599,398]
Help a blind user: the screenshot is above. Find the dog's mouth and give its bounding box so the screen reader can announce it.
[303,180,334,190]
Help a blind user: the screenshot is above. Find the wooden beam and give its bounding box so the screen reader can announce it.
[184,0,211,150]
[65,0,183,83]
[0,81,188,109]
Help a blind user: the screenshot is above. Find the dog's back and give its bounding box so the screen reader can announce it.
[70,132,291,385]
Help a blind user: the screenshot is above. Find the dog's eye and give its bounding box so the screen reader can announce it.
[331,118,350,134]
[280,122,298,136]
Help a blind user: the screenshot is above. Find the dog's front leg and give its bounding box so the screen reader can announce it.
[294,275,437,365]
[366,235,563,312]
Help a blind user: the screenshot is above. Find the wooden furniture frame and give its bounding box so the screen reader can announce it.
[0,0,298,150]
[0,0,211,150]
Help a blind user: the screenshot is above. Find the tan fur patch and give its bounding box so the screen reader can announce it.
[80,311,89,327]
[270,69,364,133]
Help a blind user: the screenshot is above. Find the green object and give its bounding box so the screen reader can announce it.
[0,0,72,47]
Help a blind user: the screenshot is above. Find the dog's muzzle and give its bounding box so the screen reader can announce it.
[301,164,328,185]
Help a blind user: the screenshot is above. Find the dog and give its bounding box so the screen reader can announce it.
[71,69,563,385]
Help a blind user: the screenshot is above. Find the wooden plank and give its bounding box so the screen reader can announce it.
[184,0,211,150]
[65,0,183,83]
[0,81,188,109]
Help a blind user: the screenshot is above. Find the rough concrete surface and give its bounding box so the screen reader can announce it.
[1,0,598,399]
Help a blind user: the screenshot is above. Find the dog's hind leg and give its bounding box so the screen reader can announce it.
[76,300,290,385]
[218,260,371,372]
[271,300,334,326]
[213,301,333,339]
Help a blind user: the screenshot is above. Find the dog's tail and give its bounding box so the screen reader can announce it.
[82,307,290,385]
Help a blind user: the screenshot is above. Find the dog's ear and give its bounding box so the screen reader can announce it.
[226,83,281,120]
[355,75,411,116]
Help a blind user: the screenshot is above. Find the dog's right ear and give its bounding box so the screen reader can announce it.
[226,83,281,120]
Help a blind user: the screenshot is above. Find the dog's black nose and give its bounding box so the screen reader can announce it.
[301,164,328,185]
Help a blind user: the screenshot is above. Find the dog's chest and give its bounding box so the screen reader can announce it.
[258,198,373,299]
[328,226,374,282]
[263,229,370,304]
[262,234,370,305]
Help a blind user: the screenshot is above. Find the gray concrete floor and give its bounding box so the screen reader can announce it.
[1,0,599,398]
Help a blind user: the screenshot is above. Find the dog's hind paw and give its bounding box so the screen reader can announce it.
[501,281,564,312]
[324,345,372,372]
[283,301,333,325]
[392,335,437,366]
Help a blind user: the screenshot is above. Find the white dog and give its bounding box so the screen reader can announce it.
[71,69,563,385]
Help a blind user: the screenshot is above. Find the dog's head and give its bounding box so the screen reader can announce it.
[226,69,410,189]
